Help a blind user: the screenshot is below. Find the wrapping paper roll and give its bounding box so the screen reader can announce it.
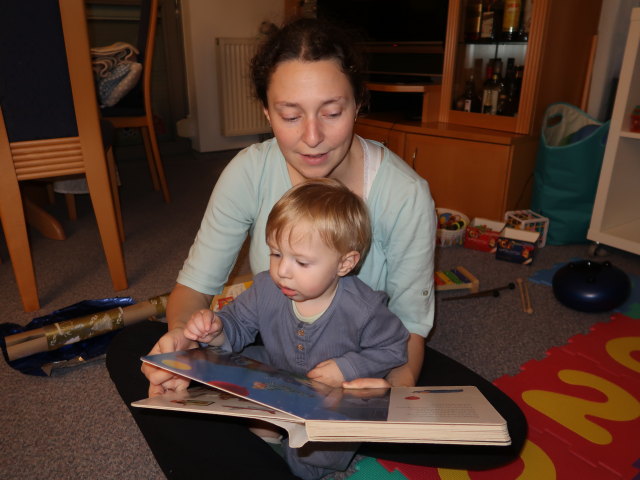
[6,294,168,361]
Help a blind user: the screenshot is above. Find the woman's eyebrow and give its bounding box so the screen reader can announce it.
[273,97,346,109]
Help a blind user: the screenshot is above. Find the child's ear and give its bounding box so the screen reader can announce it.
[337,251,360,277]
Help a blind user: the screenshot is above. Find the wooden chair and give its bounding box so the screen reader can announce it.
[101,0,171,203]
[0,0,127,312]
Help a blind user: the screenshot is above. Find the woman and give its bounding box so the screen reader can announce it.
[107,18,525,479]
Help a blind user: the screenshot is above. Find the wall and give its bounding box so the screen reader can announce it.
[587,0,639,121]
[178,0,283,152]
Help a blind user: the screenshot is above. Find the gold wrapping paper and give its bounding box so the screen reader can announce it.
[6,293,169,361]
[42,308,125,350]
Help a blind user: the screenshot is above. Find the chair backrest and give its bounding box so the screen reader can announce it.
[0,1,78,142]
[0,0,127,312]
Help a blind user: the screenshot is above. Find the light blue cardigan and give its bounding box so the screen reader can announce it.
[177,136,436,337]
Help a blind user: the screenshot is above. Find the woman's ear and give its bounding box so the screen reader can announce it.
[263,108,271,125]
[337,251,360,276]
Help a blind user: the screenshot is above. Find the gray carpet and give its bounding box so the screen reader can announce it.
[1,147,639,479]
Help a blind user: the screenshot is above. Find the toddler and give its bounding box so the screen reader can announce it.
[184,178,409,479]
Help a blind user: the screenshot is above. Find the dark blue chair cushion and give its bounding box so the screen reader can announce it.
[0,0,78,142]
[0,1,115,149]
[100,84,145,117]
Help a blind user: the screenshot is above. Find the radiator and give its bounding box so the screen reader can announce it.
[216,38,271,136]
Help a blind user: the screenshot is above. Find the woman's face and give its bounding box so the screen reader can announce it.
[263,59,359,183]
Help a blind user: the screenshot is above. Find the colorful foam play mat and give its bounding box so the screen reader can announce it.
[344,312,640,479]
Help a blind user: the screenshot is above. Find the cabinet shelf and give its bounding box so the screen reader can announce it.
[366,82,435,93]
[365,82,442,124]
[598,218,640,241]
[620,131,640,140]
[590,218,640,256]
[460,41,528,46]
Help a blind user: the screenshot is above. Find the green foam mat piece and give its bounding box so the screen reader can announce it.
[344,456,408,480]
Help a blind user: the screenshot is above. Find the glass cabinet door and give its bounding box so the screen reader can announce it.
[441,0,534,133]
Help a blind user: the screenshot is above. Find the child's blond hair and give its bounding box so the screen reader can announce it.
[266,178,371,268]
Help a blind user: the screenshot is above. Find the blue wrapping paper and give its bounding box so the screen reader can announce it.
[0,297,134,376]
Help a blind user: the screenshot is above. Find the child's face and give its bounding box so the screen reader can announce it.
[268,222,353,309]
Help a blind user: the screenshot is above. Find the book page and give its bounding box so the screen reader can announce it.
[132,386,311,447]
[132,385,299,421]
[140,347,351,421]
[387,386,505,425]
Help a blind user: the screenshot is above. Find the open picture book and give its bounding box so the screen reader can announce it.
[133,347,511,448]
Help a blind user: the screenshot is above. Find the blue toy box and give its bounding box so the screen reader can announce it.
[495,228,540,265]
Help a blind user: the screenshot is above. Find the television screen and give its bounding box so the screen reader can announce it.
[316,0,449,44]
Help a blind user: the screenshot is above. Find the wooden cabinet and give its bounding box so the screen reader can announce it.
[440,0,602,135]
[354,122,405,159]
[404,128,538,220]
[588,8,640,255]
[356,115,539,220]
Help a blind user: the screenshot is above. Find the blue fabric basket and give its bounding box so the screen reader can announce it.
[531,103,609,245]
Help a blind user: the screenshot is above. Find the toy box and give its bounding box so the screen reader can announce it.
[436,208,469,247]
[495,227,540,265]
[504,209,549,247]
[463,218,505,253]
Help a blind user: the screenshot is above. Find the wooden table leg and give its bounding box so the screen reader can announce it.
[22,182,66,241]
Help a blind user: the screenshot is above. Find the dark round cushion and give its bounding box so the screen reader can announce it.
[552,260,631,312]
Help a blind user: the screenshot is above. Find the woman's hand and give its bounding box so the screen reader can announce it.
[382,333,425,387]
[142,327,197,397]
[143,284,214,397]
[384,363,418,387]
[342,377,391,389]
[319,377,391,408]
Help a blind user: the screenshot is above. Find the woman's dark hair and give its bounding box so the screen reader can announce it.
[250,17,369,111]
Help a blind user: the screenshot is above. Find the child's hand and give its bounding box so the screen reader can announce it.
[307,359,345,388]
[183,309,223,345]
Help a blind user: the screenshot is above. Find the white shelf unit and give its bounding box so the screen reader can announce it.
[588,8,640,255]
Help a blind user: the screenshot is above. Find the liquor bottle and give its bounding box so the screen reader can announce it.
[482,73,501,115]
[456,75,481,112]
[518,0,533,41]
[502,0,521,41]
[498,84,517,116]
[513,65,524,110]
[479,0,498,41]
[465,0,483,42]
[493,58,504,87]
[501,58,515,89]
[492,57,505,95]
[484,58,495,85]
[497,58,516,115]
